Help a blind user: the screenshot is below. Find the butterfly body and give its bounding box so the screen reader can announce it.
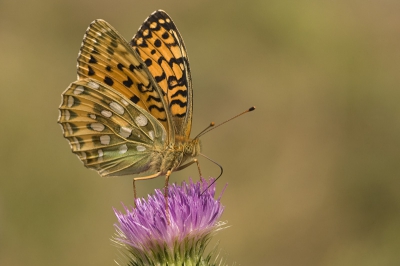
[158,138,201,174]
[59,10,202,181]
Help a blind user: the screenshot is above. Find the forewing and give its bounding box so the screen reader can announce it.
[131,10,193,139]
[58,79,167,177]
[77,19,174,144]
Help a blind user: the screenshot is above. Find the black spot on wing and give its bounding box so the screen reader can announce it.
[154,39,161,48]
[157,55,166,65]
[144,58,152,67]
[171,89,187,98]
[106,31,117,40]
[155,72,166,83]
[147,95,162,103]
[167,75,178,88]
[104,76,114,86]
[92,47,99,54]
[167,75,187,89]
[91,136,100,145]
[142,30,152,39]
[75,136,84,148]
[162,32,169,39]
[89,55,97,64]
[88,66,95,76]
[137,40,148,48]
[123,77,133,88]
[137,82,155,93]
[137,83,144,92]
[130,95,140,104]
[170,99,186,108]
[174,112,187,118]
[156,56,185,70]
[67,110,77,120]
[67,123,78,133]
[148,105,167,121]
[167,57,185,67]
[110,40,118,48]
[106,46,114,55]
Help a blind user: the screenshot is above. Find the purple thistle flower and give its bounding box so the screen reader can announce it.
[113,178,227,265]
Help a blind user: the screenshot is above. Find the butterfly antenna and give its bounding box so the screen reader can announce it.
[199,153,223,195]
[194,122,215,139]
[197,106,256,138]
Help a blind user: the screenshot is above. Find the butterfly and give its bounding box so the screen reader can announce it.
[58,10,255,211]
[58,10,204,202]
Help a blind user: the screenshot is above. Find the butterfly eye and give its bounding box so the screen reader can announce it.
[184,145,192,154]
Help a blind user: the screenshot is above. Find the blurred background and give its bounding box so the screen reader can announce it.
[1,0,400,265]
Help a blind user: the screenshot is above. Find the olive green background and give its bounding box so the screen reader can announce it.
[1,0,400,265]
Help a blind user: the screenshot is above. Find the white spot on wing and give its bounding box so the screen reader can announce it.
[65,110,70,121]
[66,123,73,135]
[162,130,166,142]
[73,137,80,150]
[101,110,112,118]
[119,144,128,154]
[67,96,74,107]
[89,114,96,120]
[110,102,124,115]
[135,114,148,126]
[120,99,129,106]
[100,135,110,145]
[88,81,100,89]
[148,130,154,140]
[98,149,104,161]
[74,86,84,95]
[136,145,146,152]
[119,126,132,138]
[91,123,105,132]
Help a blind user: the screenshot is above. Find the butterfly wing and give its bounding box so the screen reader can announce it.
[76,19,175,144]
[131,10,193,140]
[58,79,167,177]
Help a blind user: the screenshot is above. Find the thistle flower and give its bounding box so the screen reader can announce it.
[113,178,227,266]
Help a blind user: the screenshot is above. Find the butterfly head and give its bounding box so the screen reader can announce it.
[184,138,201,157]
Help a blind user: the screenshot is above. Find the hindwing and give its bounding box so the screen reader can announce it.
[58,79,167,177]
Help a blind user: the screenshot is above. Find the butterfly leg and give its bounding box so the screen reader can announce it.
[164,170,172,225]
[175,159,203,178]
[195,159,202,178]
[132,172,161,207]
